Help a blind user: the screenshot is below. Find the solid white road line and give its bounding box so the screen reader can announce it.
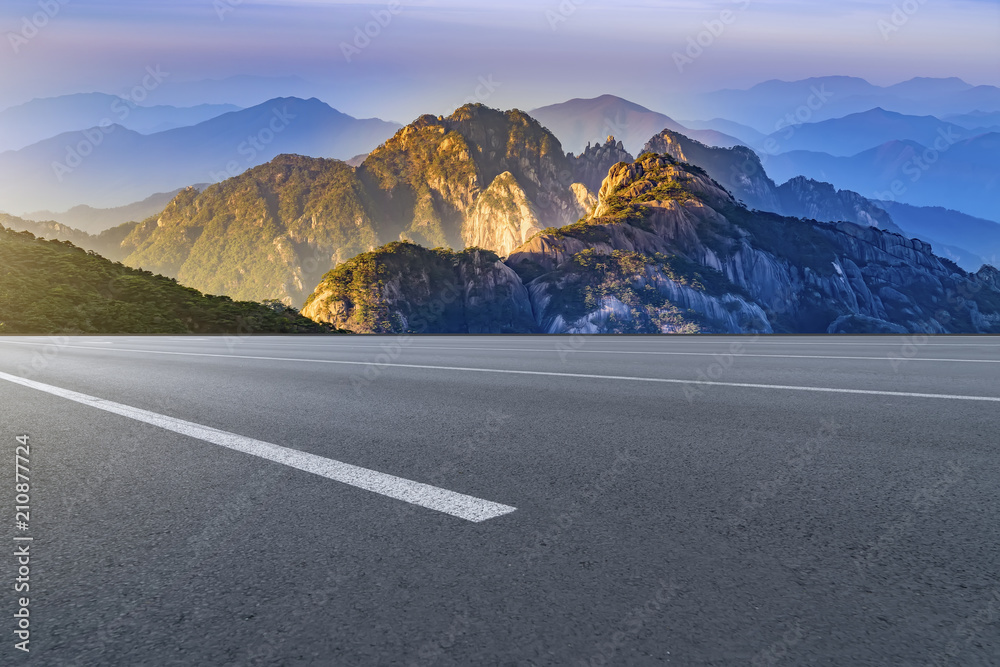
[2,342,999,403]
[158,343,1000,364]
[1,339,995,364]
[0,371,516,523]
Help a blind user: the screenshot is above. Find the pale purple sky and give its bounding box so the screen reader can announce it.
[1,0,998,121]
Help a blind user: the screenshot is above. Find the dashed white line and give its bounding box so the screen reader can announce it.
[0,371,516,523]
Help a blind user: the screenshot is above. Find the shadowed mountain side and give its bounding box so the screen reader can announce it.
[0,213,136,262]
[302,244,535,334]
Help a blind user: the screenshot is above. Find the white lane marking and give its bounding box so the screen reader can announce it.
[180,344,1000,364]
[2,342,998,403]
[157,339,1000,348]
[0,371,516,523]
[3,339,993,364]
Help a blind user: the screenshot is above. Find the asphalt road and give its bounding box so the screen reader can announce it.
[1,334,998,666]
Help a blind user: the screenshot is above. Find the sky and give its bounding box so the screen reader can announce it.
[1,0,998,122]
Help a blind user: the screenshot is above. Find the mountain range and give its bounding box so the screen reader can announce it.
[765,133,1000,222]
[529,95,743,155]
[757,108,971,157]
[687,77,1000,133]
[5,79,1000,336]
[0,93,241,153]
[0,97,401,213]
[112,106,605,306]
[22,187,201,234]
[303,151,1000,334]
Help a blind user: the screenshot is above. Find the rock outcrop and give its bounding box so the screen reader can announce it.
[461,172,544,258]
[301,242,536,333]
[571,137,634,192]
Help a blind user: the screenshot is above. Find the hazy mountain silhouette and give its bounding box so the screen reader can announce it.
[766,133,1000,222]
[22,187,205,234]
[529,95,744,155]
[0,97,401,213]
[0,93,240,152]
[759,108,969,157]
[692,77,1000,133]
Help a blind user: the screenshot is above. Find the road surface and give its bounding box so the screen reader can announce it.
[1,335,998,665]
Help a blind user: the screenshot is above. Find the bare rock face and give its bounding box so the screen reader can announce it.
[462,172,543,257]
[362,105,592,257]
[570,183,597,218]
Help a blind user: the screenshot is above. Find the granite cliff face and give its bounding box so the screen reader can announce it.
[462,172,544,258]
[303,152,1000,334]
[301,242,535,333]
[360,105,591,251]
